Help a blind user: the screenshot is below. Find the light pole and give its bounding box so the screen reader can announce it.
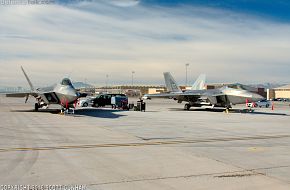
[185,63,189,87]
[84,78,87,91]
[131,71,135,86]
[106,74,109,92]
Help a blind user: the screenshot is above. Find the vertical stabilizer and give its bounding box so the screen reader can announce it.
[163,72,182,92]
[21,66,35,91]
[191,74,206,90]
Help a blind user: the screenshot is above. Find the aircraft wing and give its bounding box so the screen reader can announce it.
[143,91,223,105]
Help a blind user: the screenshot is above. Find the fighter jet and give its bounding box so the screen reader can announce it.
[143,72,264,111]
[6,67,86,111]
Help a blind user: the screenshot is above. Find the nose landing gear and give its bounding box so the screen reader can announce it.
[184,103,191,110]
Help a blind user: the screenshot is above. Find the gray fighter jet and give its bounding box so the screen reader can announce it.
[143,72,264,111]
[6,67,86,111]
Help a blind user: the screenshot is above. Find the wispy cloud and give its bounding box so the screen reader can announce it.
[0,1,290,87]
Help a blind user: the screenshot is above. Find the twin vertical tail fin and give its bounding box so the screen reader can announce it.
[21,66,35,92]
[163,72,182,92]
[191,74,206,90]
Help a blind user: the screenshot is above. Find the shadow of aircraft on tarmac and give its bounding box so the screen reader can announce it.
[11,109,60,114]
[74,108,126,119]
[168,108,289,116]
[242,111,288,116]
[11,108,127,119]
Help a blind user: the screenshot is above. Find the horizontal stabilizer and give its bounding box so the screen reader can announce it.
[6,92,38,98]
[6,93,28,98]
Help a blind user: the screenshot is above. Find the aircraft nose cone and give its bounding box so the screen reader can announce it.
[65,88,78,103]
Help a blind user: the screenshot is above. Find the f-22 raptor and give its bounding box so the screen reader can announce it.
[6,67,86,111]
[143,72,264,111]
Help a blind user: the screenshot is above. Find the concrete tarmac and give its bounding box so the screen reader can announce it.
[0,95,290,189]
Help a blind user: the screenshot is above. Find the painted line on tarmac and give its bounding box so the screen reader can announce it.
[88,165,290,186]
[0,134,290,153]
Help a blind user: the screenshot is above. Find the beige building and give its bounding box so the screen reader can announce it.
[82,85,166,96]
[148,88,166,94]
[267,84,290,100]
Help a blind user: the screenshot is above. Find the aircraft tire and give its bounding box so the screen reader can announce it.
[184,104,191,110]
[34,103,39,112]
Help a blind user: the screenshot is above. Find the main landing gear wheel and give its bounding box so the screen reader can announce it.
[34,103,39,112]
[184,103,191,110]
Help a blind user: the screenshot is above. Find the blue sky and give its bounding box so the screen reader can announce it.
[145,0,290,20]
[0,0,290,86]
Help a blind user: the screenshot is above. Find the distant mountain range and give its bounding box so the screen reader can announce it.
[249,83,287,89]
[72,82,94,89]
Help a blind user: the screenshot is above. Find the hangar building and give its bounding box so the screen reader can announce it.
[267,84,290,100]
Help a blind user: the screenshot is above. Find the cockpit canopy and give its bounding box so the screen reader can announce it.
[61,78,73,86]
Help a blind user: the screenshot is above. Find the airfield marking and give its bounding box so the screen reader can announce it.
[248,147,266,152]
[0,134,290,153]
[88,165,290,186]
[88,170,261,186]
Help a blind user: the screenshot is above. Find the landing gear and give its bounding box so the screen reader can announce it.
[184,103,191,110]
[225,105,232,113]
[225,107,229,113]
[34,103,39,112]
[60,104,75,115]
